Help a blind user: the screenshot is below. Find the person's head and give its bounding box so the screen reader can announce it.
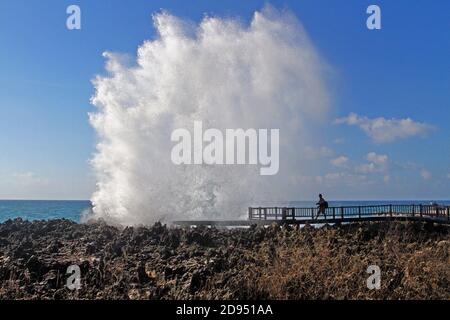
[319,194,323,199]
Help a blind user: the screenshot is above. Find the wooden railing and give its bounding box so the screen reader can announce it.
[248,204,450,222]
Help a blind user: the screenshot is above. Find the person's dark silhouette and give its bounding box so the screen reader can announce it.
[315,194,328,220]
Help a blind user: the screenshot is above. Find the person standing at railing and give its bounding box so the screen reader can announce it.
[315,194,328,219]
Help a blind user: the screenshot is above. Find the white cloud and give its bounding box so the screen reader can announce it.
[396,162,437,181]
[355,152,389,173]
[321,172,368,186]
[334,113,433,143]
[303,146,333,159]
[396,161,420,171]
[8,171,49,189]
[14,171,35,179]
[333,138,345,144]
[13,172,40,186]
[366,152,388,165]
[356,163,378,174]
[420,169,432,180]
[294,172,368,187]
[330,156,349,168]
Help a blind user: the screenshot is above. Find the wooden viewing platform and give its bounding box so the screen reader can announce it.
[173,204,450,227]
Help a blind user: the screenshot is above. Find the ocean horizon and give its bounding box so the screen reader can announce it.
[1,199,449,223]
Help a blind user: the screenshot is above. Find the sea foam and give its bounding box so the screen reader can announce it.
[88,6,330,225]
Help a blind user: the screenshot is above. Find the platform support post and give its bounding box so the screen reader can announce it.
[282,207,287,221]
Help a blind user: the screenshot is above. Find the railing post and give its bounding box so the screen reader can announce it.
[447,206,450,221]
[341,207,344,219]
[264,208,267,220]
[389,204,392,217]
[311,208,314,220]
[358,206,361,219]
[333,207,336,220]
[420,204,423,217]
[282,207,287,221]
[248,207,252,220]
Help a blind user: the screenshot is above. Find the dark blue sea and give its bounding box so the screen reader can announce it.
[0,200,91,223]
[0,200,449,223]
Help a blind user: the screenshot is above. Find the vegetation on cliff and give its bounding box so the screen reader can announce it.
[0,219,448,299]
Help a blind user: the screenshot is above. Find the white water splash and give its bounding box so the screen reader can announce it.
[87,6,330,225]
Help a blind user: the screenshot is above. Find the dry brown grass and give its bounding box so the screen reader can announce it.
[230,222,449,299]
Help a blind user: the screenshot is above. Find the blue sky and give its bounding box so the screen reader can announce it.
[0,0,449,200]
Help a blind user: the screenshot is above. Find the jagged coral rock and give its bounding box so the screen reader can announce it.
[0,218,448,299]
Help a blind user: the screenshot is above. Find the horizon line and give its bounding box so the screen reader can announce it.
[0,198,449,202]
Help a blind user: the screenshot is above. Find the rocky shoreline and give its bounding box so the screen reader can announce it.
[0,218,448,299]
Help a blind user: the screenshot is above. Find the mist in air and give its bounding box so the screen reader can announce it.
[87,6,330,225]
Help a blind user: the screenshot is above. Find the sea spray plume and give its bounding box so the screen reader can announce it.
[88,6,330,225]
